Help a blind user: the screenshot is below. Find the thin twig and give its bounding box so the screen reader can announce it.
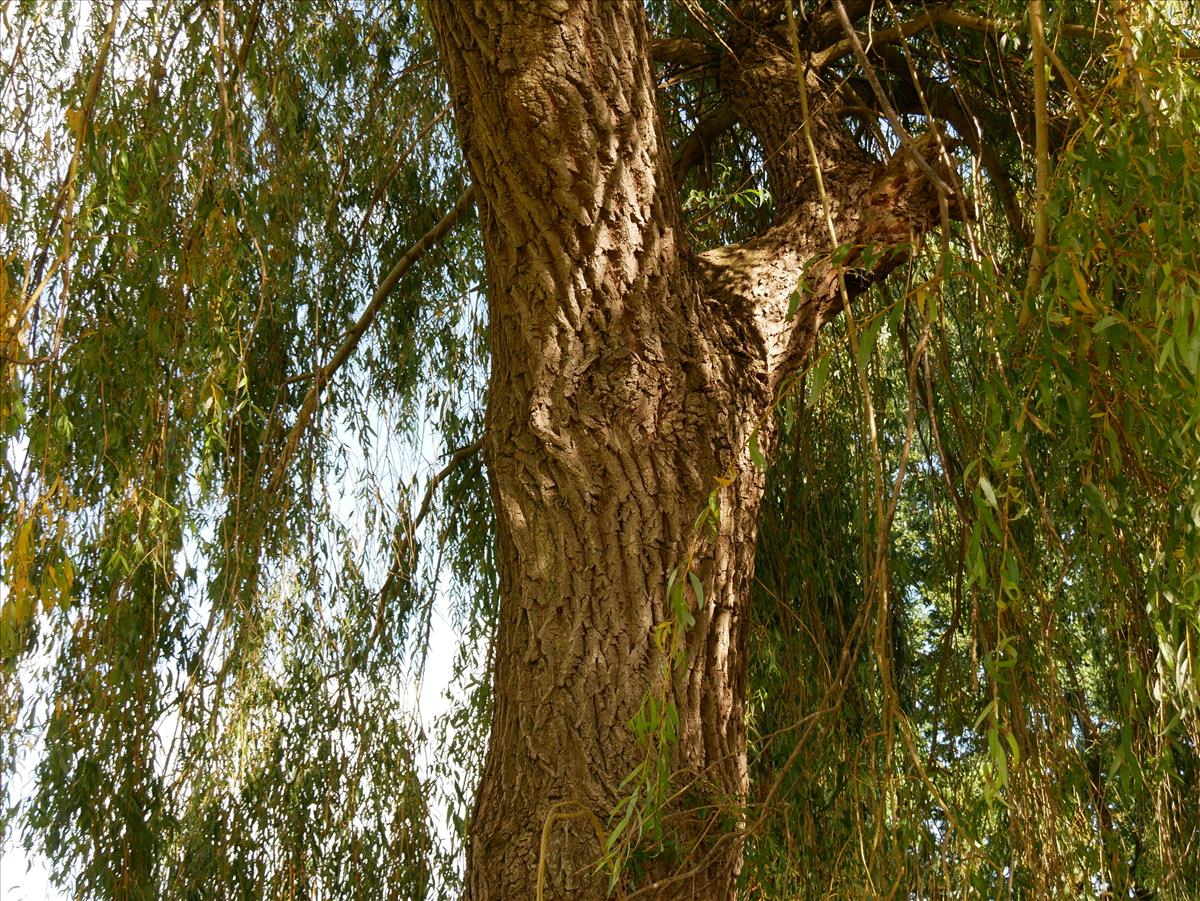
[1024,1,1051,301]
[827,0,952,196]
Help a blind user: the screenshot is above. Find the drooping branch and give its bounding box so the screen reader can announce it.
[1027,0,1051,296]
[26,0,123,309]
[372,437,484,646]
[266,186,476,493]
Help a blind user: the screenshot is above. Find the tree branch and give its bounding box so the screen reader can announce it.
[814,4,1106,69]
[805,0,875,50]
[374,437,484,631]
[827,0,953,196]
[813,2,951,69]
[695,2,960,389]
[837,69,1028,244]
[267,186,476,493]
[652,37,718,70]
[674,103,737,186]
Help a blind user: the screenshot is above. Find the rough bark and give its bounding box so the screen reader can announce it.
[428,2,952,897]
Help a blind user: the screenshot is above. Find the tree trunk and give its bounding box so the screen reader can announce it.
[429,2,951,897]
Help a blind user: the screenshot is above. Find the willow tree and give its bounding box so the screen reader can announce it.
[3,1,1199,899]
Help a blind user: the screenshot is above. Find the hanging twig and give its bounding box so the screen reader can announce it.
[1025,1,1051,301]
[1111,1,1158,128]
[24,0,123,313]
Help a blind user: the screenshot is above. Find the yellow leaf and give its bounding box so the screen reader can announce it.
[65,107,84,138]
[1024,408,1050,433]
[1070,261,1095,314]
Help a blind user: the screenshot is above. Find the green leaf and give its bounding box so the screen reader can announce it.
[787,289,803,319]
[988,726,1008,789]
[806,352,832,400]
[978,474,999,509]
[748,430,766,470]
[605,791,638,853]
[854,312,885,370]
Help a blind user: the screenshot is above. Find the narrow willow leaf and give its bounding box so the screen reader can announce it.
[748,430,766,469]
[687,571,704,609]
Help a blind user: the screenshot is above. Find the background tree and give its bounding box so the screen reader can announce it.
[2,1,1198,899]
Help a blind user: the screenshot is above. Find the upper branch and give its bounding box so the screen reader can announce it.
[693,4,962,388]
[813,4,1108,69]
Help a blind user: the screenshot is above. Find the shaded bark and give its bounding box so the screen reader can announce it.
[429,2,951,897]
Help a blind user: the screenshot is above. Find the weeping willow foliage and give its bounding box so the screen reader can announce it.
[2,1,488,896]
[741,9,1200,897]
[1,0,1198,898]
